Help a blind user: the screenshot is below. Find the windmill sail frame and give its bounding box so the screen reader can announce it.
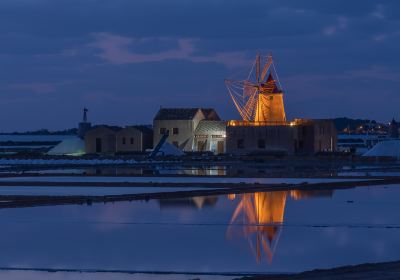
[225,54,287,124]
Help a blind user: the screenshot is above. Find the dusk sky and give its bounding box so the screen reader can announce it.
[1,0,399,131]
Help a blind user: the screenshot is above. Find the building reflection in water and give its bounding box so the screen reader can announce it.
[158,196,219,209]
[227,189,333,264]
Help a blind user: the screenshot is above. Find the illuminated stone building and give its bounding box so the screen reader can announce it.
[194,120,226,154]
[226,122,296,155]
[153,108,222,152]
[224,54,337,155]
[226,119,336,155]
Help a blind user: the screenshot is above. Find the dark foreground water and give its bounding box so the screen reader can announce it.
[1,184,400,275]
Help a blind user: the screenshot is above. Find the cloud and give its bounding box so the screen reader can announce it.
[348,65,400,81]
[6,83,57,94]
[371,4,385,19]
[372,30,400,42]
[88,33,249,68]
[323,17,348,36]
[89,33,196,64]
[4,80,82,95]
[285,65,400,84]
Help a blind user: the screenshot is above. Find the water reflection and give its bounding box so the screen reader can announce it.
[1,185,400,273]
[227,189,333,264]
[3,164,348,177]
[86,166,228,176]
[158,196,218,209]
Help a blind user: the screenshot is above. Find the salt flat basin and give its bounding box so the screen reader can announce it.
[339,171,400,177]
[0,184,399,274]
[0,186,216,196]
[0,271,234,280]
[0,176,371,184]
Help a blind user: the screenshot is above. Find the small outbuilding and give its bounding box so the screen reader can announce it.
[116,125,153,153]
[85,125,153,154]
[85,125,120,154]
[294,119,337,154]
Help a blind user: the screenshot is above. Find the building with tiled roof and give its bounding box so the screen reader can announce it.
[153,107,223,152]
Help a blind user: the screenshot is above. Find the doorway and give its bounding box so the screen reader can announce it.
[217,141,224,154]
[96,138,102,153]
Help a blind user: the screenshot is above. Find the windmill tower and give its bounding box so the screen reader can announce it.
[225,54,286,123]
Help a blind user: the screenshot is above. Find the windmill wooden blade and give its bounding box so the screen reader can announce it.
[243,82,255,97]
[225,79,249,121]
[261,55,273,82]
[243,88,258,120]
[255,53,260,82]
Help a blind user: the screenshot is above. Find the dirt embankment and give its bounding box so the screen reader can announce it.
[235,260,400,280]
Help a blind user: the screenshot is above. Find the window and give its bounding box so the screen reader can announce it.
[122,137,126,145]
[172,141,179,148]
[160,128,167,135]
[173,127,179,135]
[130,137,134,145]
[257,139,266,149]
[237,139,244,149]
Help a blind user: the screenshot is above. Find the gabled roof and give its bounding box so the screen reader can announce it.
[86,125,153,136]
[201,108,221,121]
[87,125,122,133]
[195,120,226,135]
[154,108,202,120]
[154,108,221,121]
[126,125,153,134]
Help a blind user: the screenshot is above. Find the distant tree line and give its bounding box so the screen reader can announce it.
[0,128,78,135]
[333,117,387,134]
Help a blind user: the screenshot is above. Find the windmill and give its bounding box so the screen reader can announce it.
[225,54,286,123]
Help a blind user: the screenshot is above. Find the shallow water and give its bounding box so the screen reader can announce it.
[0,176,369,184]
[0,186,218,196]
[5,164,400,178]
[0,184,399,276]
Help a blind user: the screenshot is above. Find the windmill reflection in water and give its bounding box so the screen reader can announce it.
[227,190,332,264]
